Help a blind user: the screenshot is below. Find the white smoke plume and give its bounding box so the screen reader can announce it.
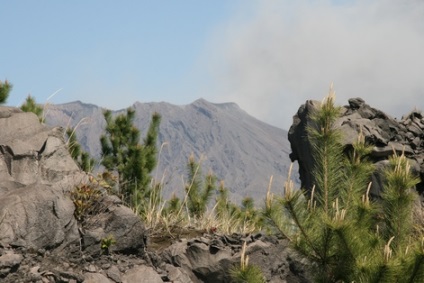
[204,0,424,129]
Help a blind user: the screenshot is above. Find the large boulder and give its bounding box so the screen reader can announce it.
[0,107,83,188]
[288,98,424,196]
[0,183,79,249]
[0,107,84,249]
[0,106,146,256]
[81,195,147,255]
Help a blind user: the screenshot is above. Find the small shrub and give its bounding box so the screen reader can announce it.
[0,79,12,104]
[100,108,161,206]
[70,182,102,222]
[230,242,266,283]
[66,127,95,172]
[184,154,216,219]
[101,234,116,255]
[20,95,43,122]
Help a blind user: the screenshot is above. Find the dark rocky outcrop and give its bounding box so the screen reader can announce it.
[289,97,424,196]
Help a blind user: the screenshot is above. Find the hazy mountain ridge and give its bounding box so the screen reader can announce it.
[45,99,294,202]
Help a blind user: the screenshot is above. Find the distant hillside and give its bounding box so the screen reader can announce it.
[45,99,295,203]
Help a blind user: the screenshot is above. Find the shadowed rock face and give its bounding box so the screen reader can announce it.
[289,97,424,196]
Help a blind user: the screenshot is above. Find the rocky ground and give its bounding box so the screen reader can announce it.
[0,231,311,283]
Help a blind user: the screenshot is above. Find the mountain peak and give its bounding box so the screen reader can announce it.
[45,99,292,203]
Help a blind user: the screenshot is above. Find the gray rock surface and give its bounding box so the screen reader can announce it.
[81,198,146,255]
[0,183,79,250]
[122,266,163,283]
[0,106,84,250]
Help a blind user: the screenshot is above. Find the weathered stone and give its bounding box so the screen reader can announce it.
[55,269,85,282]
[84,272,113,283]
[348,98,365,109]
[82,204,146,255]
[289,98,424,197]
[372,142,414,158]
[107,265,122,283]
[161,233,311,283]
[407,122,423,136]
[0,253,23,277]
[122,266,163,283]
[164,264,194,283]
[0,184,79,249]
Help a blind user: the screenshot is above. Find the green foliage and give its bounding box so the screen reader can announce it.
[0,79,12,104]
[101,234,116,255]
[185,154,217,219]
[163,193,182,217]
[307,90,344,213]
[66,127,95,172]
[20,95,43,122]
[230,242,266,283]
[240,197,260,225]
[216,182,239,219]
[381,152,421,248]
[264,87,424,282]
[230,265,266,283]
[100,108,161,206]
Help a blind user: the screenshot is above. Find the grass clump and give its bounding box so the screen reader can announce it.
[137,154,263,239]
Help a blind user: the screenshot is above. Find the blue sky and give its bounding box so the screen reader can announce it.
[2,1,424,129]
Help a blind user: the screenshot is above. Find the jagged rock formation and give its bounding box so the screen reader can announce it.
[289,97,424,196]
[44,99,294,203]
